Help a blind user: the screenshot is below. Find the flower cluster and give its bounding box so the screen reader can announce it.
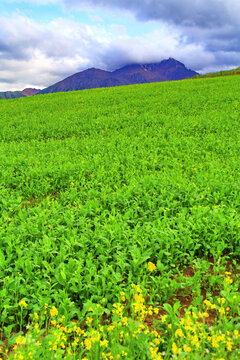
[4,262,240,360]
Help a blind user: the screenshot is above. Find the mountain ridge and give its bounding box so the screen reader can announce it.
[1,58,197,99]
[40,58,198,94]
[0,88,40,100]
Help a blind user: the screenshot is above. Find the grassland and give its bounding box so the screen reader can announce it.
[0,76,240,359]
[195,67,240,78]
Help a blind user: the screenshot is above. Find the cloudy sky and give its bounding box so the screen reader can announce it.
[0,0,240,91]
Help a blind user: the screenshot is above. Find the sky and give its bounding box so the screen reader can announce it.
[0,0,240,91]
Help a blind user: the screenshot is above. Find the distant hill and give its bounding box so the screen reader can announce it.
[0,59,197,99]
[0,91,25,100]
[195,67,240,79]
[40,58,198,94]
[21,88,40,96]
[0,88,40,100]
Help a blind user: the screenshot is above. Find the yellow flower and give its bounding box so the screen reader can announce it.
[85,338,92,350]
[16,335,26,345]
[175,329,184,338]
[183,345,191,352]
[107,325,115,332]
[234,330,239,337]
[86,317,93,325]
[18,300,27,308]
[204,299,211,308]
[161,315,167,322]
[50,306,58,317]
[34,312,39,320]
[172,342,181,355]
[217,298,225,305]
[135,284,142,293]
[225,276,233,284]
[218,308,225,315]
[148,262,156,271]
[100,339,108,347]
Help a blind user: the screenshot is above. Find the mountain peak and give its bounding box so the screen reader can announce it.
[39,59,197,95]
[1,58,198,99]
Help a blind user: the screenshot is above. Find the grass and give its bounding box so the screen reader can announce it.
[195,68,240,78]
[0,75,239,359]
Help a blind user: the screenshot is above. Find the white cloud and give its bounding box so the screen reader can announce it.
[0,14,108,90]
[0,7,240,91]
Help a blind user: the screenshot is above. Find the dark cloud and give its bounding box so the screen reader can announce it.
[64,0,240,61]
[1,1,240,90]
[0,78,16,84]
[65,0,239,28]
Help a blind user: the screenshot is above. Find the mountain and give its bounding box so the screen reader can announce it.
[40,58,198,94]
[0,59,197,99]
[40,68,126,94]
[21,88,40,96]
[0,88,40,100]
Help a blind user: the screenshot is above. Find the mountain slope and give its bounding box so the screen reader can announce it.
[0,88,40,100]
[195,67,240,78]
[40,58,198,94]
[40,68,126,94]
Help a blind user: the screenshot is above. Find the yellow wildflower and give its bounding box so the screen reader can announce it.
[50,306,58,317]
[161,315,167,322]
[18,300,27,308]
[100,339,109,347]
[218,308,225,315]
[16,335,26,345]
[148,262,156,271]
[172,342,181,355]
[175,329,184,338]
[85,338,92,350]
[183,345,191,352]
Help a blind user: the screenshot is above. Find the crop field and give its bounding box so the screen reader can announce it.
[0,76,240,359]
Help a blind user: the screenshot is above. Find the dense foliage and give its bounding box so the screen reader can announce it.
[0,76,239,359]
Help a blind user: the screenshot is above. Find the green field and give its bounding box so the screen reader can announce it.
[0,76,240,359]
[195,67,240,78]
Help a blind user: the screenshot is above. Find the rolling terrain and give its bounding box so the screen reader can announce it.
[0,76,239,359]
[195,67,240,78]
[0,88,40,100]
